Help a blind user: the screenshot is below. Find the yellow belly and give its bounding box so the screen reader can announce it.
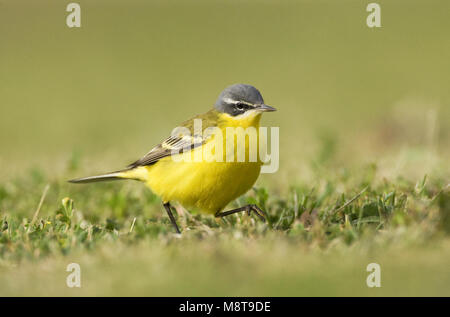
[124,111,265,214]
[144,157,261,214]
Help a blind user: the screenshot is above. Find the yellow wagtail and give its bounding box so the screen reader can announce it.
[69,84,276,233]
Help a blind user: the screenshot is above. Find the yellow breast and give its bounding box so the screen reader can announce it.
[134,111,265,214]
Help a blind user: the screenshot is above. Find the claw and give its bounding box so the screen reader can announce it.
[248,205,266,222]
[215,204,267,223]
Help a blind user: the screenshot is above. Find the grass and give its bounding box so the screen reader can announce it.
[0,156,449,296]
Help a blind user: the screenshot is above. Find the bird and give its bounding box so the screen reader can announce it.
[69,84,276,233]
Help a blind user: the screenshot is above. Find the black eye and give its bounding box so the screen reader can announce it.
[236,103,245,111]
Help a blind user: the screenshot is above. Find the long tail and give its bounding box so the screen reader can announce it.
[68,165,150,184]
[68,170,129,184]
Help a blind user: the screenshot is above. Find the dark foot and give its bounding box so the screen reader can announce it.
[163,202,181,233]
[215,204,266,222]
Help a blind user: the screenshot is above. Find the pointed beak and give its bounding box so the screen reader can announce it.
[257,104,277,112]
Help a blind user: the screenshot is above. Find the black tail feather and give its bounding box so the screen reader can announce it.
[68,172,123,184]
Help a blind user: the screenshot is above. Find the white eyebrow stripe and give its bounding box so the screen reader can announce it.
[223,98,255,107]
[223,98,238,104]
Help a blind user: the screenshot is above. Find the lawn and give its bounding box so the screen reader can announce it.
[0,0,449,296]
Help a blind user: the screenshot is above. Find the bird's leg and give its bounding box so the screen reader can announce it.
[215,204,266,222]
[163,202,181,233]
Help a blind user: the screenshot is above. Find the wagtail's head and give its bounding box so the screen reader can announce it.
[215,84,276,118]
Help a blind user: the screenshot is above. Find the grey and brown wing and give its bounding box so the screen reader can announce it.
[128,110,220,168]
[127,133,204,168]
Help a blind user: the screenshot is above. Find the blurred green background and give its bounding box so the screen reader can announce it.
[1,0,449,181]
[0,0,449,297]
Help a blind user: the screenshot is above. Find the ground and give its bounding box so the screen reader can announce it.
[0,0,449,296]
[1,152,449,296]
